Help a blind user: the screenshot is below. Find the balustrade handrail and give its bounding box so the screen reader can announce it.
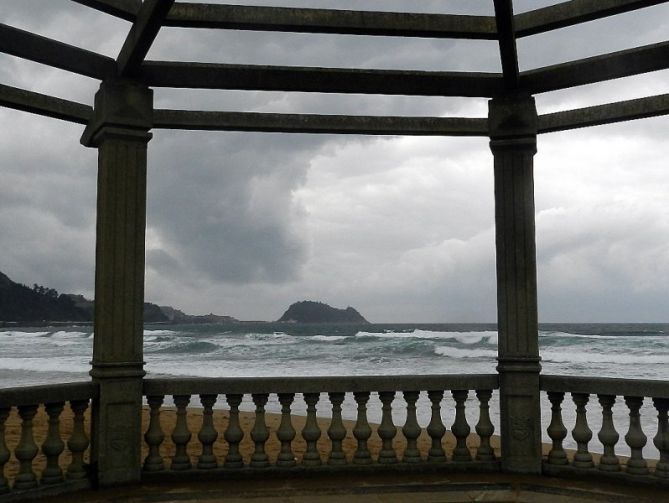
[143,373,499,396]
[541,374,669,399]
[0,381,98,407]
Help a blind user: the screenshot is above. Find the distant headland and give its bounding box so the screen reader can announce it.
[277,300,369,324]
[0,270,237,326]
[0,270,369,326]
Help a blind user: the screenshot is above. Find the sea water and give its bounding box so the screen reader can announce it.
[1,323,667,457]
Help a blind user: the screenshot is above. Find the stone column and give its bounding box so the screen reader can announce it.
[81,79,153,486]
[489,93,542,473]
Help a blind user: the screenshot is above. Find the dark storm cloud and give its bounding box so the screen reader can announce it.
[1,1,669,321]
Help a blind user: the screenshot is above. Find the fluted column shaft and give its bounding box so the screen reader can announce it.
[83,79,153,486]
[489,94,542,474]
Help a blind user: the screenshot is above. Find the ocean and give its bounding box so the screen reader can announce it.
[1,322,667,457]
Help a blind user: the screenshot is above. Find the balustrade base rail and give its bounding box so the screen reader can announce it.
[142,459,501,483]
[543,463,669,488]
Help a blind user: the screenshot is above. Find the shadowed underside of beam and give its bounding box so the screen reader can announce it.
[538,93,669,133]
[140,62,503,97]
[521,40,669,93]
[0,23,116,79]
[153,109,489,136]
[515,0,668,37]
[163,3,498,39]
[0,83,92,124]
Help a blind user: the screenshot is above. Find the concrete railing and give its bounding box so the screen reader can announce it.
[141,374,500,476]
[0,381,97,500]
[541,375,669,485]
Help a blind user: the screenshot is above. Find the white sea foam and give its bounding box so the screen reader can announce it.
[357,329,498,344]
[434,346,498,359]
[0,357,89,372]
[51,331,89,338]
[306,335,350,342]
[0,331,50,338]
[143,329,177,336]
[541,349,669,365]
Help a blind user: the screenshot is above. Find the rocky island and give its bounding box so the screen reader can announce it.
[277,300,369,324]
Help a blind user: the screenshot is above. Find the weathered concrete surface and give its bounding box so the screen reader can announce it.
[38,472,665,502]
[86,79,153,487]
[489,94,542,474]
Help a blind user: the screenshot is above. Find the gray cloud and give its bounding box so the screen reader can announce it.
[1,1,669,321]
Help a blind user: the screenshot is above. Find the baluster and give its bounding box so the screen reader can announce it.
[327,392,347,465]
[301,393,322,466]
[546,391,568,466]
[250,393,270,468]
[171,395,192,470]
[571,393,594,469]
[402,391,421,463]
[475,389,495,462]
[14,404,39,490]
[197,394,218,469]
[426,390,446,462]
[377,391,397,464]
[653,398,669,479]
[67,400,89,480]
[41,402,65,484]
[352,391,372,464]
[223,394,244,468]
[276,393,296,467]
[0,407,10,494]
[451,390,472,462]
[597,394,620,472]
[624,396,649,475]
[143,395,165,472]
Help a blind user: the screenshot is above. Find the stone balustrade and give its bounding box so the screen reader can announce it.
[140,374,500,475]
[541,375,669,485]
[0,382,96,499]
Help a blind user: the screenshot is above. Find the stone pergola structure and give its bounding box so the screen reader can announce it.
[1,0,669,498]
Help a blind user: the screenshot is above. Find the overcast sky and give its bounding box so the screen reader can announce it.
[2,1,669,323]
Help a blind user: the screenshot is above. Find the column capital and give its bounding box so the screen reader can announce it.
[81,79,153,148]
[488,93,537,141]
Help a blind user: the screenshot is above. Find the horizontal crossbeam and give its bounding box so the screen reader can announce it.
[0,83,92,124]
[520,40,669,93]
[117,0,175,76]
[493,0,520,89]
[538,93,669,133]
[515,0,668,37]
[163,3,498,39]
[141,62,502,97]
[0,23,116,79]
[153,109,488,136]
[70,0,140,21]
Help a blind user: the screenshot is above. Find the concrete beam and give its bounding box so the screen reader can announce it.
[538,93,669,133]
[515,0,667,37]
[163,3,498,39]
[70,0,140,21]
[141,61,503,97]
[117,0,175,77]
[0,83,92,124]
[0,23,116,79]
[493,0,520,89]
[520,40,669,94]
[153,109,488,136]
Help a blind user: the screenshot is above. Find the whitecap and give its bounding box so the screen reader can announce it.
[306,335,350,342]
[144,329,177,336]
[434,346,498,359]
